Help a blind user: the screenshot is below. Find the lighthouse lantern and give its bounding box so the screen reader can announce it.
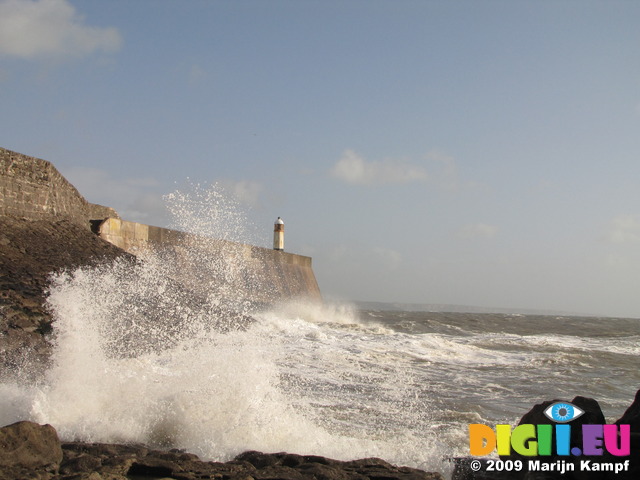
[273,217,284,251]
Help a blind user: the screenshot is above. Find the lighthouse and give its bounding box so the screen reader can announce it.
[273,217,284,251]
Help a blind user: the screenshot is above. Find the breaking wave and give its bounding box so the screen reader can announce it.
[0,183,450,475]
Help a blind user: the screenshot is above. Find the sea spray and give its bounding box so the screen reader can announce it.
[0,183,449,474]
[164,181,261,244]
[27,263,445,471]
[35,264,321,456]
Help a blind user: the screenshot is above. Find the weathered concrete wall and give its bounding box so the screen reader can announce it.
[1,146,321,305]
[96,217,322,304]
[0,147,118,228]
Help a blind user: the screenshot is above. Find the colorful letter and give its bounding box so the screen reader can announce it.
[555,424,571,456]
[469,424,496,456]
[583,425,604,456]
[536,424,552,456]
[511,424,537,456]
[496,424,512,455]
[604,424,630,456]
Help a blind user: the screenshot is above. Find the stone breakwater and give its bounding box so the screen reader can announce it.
[0,146,320,373]
[0,147,117,227]
[94,217,321,306]
[0,421,444,480]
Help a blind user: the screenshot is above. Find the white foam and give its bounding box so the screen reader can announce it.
[0,184,451,475]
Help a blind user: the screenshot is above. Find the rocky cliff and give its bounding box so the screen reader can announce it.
[0,148,128,375]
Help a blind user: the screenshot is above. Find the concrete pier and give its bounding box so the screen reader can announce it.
[96,217,321,304]
[1,147,322,306]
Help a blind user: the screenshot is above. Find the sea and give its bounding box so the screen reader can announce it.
[1,186,639,479]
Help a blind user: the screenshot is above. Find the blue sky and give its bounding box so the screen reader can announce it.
[2,0,640,317]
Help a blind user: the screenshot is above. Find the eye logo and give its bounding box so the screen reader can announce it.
[543,402,585,423]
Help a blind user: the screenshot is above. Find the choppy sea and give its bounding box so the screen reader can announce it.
[1,186,639,478]
[2,274,639,479]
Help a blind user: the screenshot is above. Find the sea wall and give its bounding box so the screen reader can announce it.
[0,146,321,306]
[0,147,118,227]
[96,217,322,304]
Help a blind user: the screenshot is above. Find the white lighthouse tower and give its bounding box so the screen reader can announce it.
[273,217,284,251]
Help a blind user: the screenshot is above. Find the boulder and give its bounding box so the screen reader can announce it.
[0,420,62,469]
[617,388,640,435]
[0,424,445,479]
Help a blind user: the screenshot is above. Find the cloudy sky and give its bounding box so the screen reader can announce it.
[2,0,640,317]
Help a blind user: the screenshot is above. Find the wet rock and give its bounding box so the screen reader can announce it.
[232,451,443,480]
[236,450,285,469]
[617,388,640,438]
[0,422,444,480]
[0,215,128,377]
[0,421,62,469]
[59,453,102,475]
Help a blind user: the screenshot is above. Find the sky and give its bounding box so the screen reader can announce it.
[1,0,640,317]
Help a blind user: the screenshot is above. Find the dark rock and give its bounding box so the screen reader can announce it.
[299,462,351,480]
[303,454,336,466]
[617,388,640,433]
[127,457,178,477]
[511,395,605,463]
[233,451,443,480]
[571,396,606,424]
[281,454,305,468]
[0,421,62,469]
[235,450,284,469]
[59,454,102,475]
[0,215,128,377]
[0,423,444,480]
[344,458,394,469]
[252,464,308,480]
[62,441,149,459]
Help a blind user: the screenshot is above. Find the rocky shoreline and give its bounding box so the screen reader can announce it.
[0,150,446,480]
[0,421,444,480]
[3,388,640,480]
[2,149,640,480]
[0,152,446,480]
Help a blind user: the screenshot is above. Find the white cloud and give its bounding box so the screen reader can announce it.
[62,166,168,226]
[331,149,427,186]
[119,192,168,226]
[457,223,498,239]
[606,214,640,244]
[220,179,263,207]
[0,0,122,59]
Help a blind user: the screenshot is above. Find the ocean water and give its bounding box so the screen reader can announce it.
[1,185,639,479]
[3,289,639,478]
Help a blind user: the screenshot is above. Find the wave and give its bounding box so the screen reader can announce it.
[0,185,452,474]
